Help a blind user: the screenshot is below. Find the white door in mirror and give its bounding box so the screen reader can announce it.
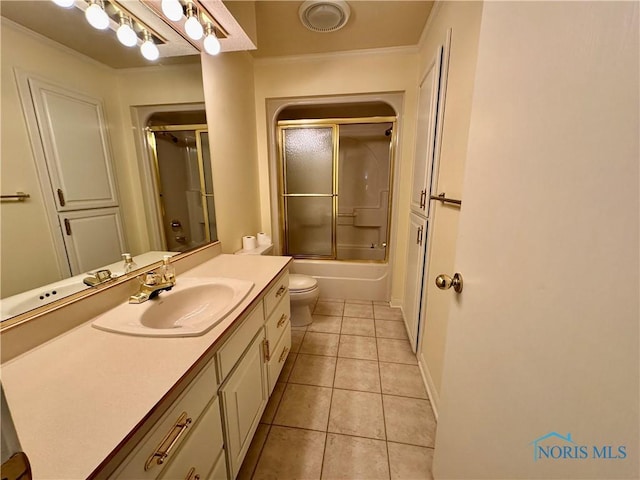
[92,277,254,337]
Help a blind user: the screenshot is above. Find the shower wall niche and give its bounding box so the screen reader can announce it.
[277,115,395,262]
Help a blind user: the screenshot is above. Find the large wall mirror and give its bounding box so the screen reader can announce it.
[0,2,218,323]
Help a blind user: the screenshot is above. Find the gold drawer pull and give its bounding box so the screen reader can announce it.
[278,346,290,363]
[277,313,288,328]
[275,285,287,297]
[185,467,200,480]
[145,412,192,471]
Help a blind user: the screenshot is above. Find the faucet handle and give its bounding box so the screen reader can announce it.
[93,269,112,281]
[83,269,113,287]
[143,273,160,286]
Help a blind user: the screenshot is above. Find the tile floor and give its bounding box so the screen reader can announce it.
[237,298,437,480]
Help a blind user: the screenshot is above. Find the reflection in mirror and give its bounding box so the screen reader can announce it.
[145,118,218,251]
[0,8,216,323]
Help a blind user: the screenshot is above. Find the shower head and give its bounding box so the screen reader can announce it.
[385,127,392,137]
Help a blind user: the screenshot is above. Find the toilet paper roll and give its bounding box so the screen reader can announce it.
[242,235,257,250]
[257,232,271,246]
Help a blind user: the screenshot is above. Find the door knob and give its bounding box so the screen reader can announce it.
[435,273,463,293]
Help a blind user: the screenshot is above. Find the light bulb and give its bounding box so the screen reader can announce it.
[203,31,221,56]
[117,22,137,47]
[185,15,203,40]
[85,2,109,30]
[141,39,160,61]
[161,0,183,22]
[52,0,75,7]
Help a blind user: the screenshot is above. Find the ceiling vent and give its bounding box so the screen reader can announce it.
[298,0,351,33]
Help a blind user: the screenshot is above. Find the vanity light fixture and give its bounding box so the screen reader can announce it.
[51,0,167,63]
[140,30,160,61]
[203,23,221,56]
[51,0,75,8]
[184,2,204,41]
[116,14,137,47]
[161,0,184,22]
[85,0,110,30]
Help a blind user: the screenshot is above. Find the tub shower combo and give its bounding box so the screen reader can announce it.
[146,118,217,252]
[277,116,396,300]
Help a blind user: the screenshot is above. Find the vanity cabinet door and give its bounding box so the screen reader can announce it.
[158,397,224,480]
[220,331,268,479]
[268,322,292,394]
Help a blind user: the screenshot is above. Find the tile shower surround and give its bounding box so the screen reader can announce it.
[237,297,437,480]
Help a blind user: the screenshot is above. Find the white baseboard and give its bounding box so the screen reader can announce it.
[418,357,440,420]
[390,296,403,308]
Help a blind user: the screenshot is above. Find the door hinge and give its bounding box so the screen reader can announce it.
[263,338,270,362]
[64,218,72,235]
[57,188,66,207]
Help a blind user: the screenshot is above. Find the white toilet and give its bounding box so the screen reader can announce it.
[234,243,319,327]
[288,274,319,327]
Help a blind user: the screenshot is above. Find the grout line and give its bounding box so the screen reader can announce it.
[247,423,271,480]
[377,331,392,478]
[263,422,435,450]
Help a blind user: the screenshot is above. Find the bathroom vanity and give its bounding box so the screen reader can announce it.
[0,251,291,479]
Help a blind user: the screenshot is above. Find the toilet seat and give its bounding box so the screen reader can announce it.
[289,274,318,293]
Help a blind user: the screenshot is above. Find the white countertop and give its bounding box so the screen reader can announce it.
[0,254,291,479]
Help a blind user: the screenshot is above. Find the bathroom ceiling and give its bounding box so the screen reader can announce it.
[247,1,434,58]
[0,1,434,67]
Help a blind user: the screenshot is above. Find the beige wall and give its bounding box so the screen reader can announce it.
[253,50,420,302]
[416,1,483,406]
[201,51,262,253]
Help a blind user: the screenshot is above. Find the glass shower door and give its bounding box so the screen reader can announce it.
[148,125,217,252]
[280,125,337,258]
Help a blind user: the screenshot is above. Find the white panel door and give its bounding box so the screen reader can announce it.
[410,47,443,215]
[28,77,119,211]
[402,212,428,351]
[60,207,126,275]
[220,331,268,479]
[434,2,638,478]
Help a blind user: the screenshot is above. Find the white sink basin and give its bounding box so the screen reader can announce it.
[92,277,254,337]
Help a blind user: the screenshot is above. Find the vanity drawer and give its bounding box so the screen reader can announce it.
[112,359,217,479]
[217,303,264,382]
[265,294,291,351]
[159,397,224,480]
[267,322,292,395]
[263,271,289,318]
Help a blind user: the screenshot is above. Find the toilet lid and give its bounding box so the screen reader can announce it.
[289,274,318,292]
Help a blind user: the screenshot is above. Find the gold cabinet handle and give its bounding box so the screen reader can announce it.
[1,452,32,480]
[185,467,200,480]
[277,313,288,328]
[278,346,290,363]
[145,412,192,471]
[263,338,271,362]
[275,285,287,297]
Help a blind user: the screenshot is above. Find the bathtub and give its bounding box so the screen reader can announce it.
[290,259,390,301]
[336,244,386,261]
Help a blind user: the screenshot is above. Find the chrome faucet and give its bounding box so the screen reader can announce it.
[129,271,176,304]
[83,269,112,287]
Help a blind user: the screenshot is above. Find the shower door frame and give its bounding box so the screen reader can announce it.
[277,116,397,261]
[146,124,214,250]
